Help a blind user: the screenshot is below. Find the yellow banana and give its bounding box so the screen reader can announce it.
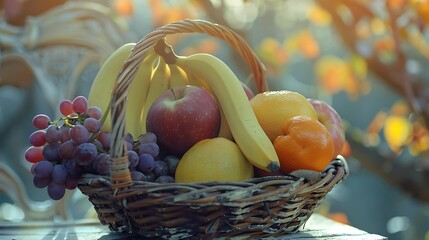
[140,57,171,132]
[87,43,136,132]
[175,53,280,172]
[168,64,189,88]
[125,49,158,138]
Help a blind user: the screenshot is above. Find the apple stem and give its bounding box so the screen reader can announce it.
[154,38,178,64]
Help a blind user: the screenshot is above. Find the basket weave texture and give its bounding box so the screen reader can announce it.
[77,19,349,239]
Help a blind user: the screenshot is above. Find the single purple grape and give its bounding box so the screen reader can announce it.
[42,143,61,162]
[138,132,157,144]
[69,125,90,144]
[130,171,148,181]
[59,140,77,159]
[29,130,46,147]
[52,164,67,184]
[72,96,88,114]
[33,160,54,178]
[138,153,155,173]
[97,131,111,150]
[155,175,175,183]
[59,99,74,116]
[33,176,52,188]
[45,125,62,145]
[87,106,102,119]
[153,160,168,177]
[127,150,139,169]
[74,142,98,166]
[83,117,101,133]
[25,146,44,163]
[32,114,51,129]
[47,182,66,200]
[138,142,159,158]
[59,126,71,143]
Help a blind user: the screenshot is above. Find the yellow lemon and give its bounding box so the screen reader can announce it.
[250,90,317,142]
[175,137,254,183]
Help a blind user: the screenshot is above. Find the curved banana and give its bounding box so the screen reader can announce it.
[125,49,158,138]
[176,53,280,172]
[87,43,136,132]
[140,57,171,132]
[168,64,189,89]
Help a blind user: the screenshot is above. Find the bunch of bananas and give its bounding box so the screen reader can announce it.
[87,41,280,172]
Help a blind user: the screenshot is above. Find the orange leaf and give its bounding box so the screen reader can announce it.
[297,30,320,59]
[315,56,348,93]
[383,115,413,153]
[114,0,133,16]
[257,37,288,75]
[307,4,332,26]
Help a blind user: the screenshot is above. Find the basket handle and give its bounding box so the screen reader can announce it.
[109,19,268,189]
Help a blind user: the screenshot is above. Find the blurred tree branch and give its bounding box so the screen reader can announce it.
[316,0,429,128]
[347,130,429,202]
[315,0,429,202]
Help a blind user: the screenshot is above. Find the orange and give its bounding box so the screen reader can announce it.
[273,116,334,174]
[250,90,317,142]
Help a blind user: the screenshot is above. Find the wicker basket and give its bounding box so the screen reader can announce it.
[77,19,349,239]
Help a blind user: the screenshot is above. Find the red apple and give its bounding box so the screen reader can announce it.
[241,81,255,100]
[308,98,345,158]
[146,85,221,157]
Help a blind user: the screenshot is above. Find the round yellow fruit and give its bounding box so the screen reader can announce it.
[250,90,318,142]
[175,137,254,183]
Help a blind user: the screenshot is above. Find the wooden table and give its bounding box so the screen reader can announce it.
[0,214,386,239]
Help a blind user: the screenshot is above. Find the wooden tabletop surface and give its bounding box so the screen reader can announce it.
[0,214,386,240]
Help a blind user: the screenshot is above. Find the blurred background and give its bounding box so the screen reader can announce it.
[1,0,429,239]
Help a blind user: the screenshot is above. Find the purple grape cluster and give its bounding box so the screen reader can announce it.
[124,132,177,184]
[26,96,108,200]
[25,96,178,201]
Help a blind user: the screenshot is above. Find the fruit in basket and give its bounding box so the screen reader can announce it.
[174,53,280,172]
[146,85,221,156]
[250,90,318,142]
[308,98,345,157]
[175,137,254,183]
[273,116,334,173]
